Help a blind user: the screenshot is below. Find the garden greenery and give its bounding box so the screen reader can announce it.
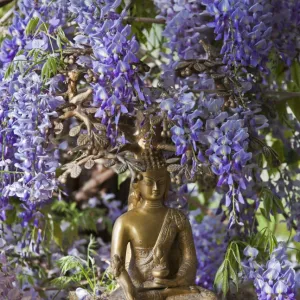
[0,0,299,299]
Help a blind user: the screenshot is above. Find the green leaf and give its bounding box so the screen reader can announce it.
[231,243,241,265]
[130,0,157,44]
[53,222,63,249]
[229,263,238,289]
[25,17,40,36]
[263,195,272,219]
[268,232,276,254]
[272,140,285,164]
[286,61,300,121]
[251,227,278,256]
[57,26,70,44]
[57,256,86,275]
[4,62,14,79]
[57,35,63,58]
[5,206,16,225]
[214,242,242,297]
[288,98,300,121]
[260,207,270,221]
[118,171,129,189]
[41,56,58,81]
[214,260,226,289]
[222,262,229,297]
[273,194,285,213]
[260,187,285,217]
[260,188,273,220]
[51,275,79,288]
[291,61,300,88]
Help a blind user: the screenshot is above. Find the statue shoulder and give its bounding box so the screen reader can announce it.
[168,208,189,231]
[115,209,137,227]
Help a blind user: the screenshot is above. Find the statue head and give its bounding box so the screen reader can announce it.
[137,169,169,202]
[129,148,170,209]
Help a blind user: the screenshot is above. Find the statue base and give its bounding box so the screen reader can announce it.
[108,286,218,300]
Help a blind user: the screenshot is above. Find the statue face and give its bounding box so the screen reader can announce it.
[138,170,168,201]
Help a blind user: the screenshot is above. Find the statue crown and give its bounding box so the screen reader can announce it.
[140,148,166,171]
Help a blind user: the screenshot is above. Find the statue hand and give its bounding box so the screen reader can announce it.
[154,277,185,288]
[124,288,137,300]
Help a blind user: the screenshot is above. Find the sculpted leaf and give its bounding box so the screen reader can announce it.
[85,159,95,169]
[94,134,108,147]
[93,123,107,131]
[104,159,116,168]
[150,116,162,125]
[175,61,192,70]
[203,61,217,68]
[70,164,82,178]
[77,134,90,146]
[211,73,226,79]
[193,62,206,72]
[127,159,146,172]
[114,163,128,174]
[69,125,81,137]
[85,107,98,114]
[216,91,231,97]
[167,164,182,173]
[166,157,180,164]
[185,168,196,182]
[54,122,64,134]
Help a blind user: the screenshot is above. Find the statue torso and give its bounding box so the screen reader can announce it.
[126,206,169,248]
[122,207,188,288]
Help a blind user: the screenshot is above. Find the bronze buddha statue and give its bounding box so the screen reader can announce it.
[109,148,217,300]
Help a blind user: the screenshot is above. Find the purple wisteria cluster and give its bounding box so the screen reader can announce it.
[267,114,300,240]
[0,252,41,299]
[160,91,268,226]
[0,0,68,69]
[156,0,211,61]
[69,0,146,145]
[0,14,27,67]
[0,0,71,220]
[0,72,64,219]
[19,0,69,31]
[153,0,270,227]
[243,244,297,300]
[189,209,228,289]
[0,0,144,218]
[154,0,215,90]
[204,0,300,71]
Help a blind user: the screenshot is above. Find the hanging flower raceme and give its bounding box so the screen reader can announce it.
[243,243,297,300]
[0,0,146,213]
[160,90,268,226]
[190,209,228,290]
[204,0,300,71]
[0,0,71,222]
[154,0,215,91]
[0,13,28,67]
[0,0,68,68]
[1,72,64,215]
[69,0,146,145]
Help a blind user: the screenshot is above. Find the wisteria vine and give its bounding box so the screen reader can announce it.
[0,0,299,298]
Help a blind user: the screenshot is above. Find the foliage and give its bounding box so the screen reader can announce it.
[0,0,299,299]
[214,227,278,297]
[53,236,97,291]
[52,234,117,297]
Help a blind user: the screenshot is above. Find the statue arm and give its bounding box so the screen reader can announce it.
[111,217,137,300]
[175,216,197,285]
[154,214,197,288]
